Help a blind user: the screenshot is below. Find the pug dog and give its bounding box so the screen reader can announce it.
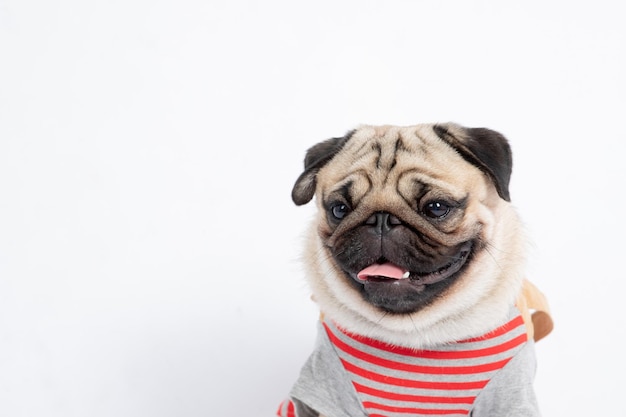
[277,123,551,417]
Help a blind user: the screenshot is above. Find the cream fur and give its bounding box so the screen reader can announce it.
[299,124,527,348]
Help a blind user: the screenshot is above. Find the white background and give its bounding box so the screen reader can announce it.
[1,1,625,416]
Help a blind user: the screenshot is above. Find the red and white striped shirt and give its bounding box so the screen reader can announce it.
[278,309,534,417]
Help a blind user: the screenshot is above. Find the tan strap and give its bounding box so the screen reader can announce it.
[516,279,554,342]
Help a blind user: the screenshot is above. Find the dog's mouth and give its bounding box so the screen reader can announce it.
[348,242,473,314]
[356,244,471,285]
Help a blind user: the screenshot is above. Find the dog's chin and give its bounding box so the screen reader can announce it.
[346,242,474,314]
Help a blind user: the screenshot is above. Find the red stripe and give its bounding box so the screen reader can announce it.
[459,315,526,343]
[340,358,488,390]
[324,322,514,374]
[421,334,527,360]
[337,315,526,357]
[364,401,469,415]
[354,382,474,404]
[276,400,295,417]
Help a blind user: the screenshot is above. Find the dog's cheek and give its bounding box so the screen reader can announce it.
[467,197,501,243]
[316,219,334,242]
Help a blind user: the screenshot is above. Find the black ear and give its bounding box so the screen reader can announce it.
[291,131,354,205]
[433,124,513,201]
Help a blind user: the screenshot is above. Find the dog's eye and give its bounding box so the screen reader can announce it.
[423,201,450,219]
[330,203,351,220]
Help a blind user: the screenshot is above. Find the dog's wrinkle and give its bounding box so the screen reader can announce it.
[373,142,382,170]
[412,242,473,275]
[412,252,468,282]
[394,137,409,154]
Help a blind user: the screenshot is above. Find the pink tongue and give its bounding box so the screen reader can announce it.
[357,263,408,281]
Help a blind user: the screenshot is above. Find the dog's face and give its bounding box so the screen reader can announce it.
[292,123,526,345]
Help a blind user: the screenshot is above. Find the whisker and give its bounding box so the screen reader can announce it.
[483,245,501,269]
[376,311,388,326]
[408,314,419,334]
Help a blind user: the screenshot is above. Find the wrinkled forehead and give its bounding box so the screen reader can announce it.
[344,124,441,160]
[316,124,485,207]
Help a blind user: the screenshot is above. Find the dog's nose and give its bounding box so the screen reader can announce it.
[365,211,402,233]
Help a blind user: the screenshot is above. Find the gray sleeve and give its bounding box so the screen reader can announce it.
[471,340,541,417]
[289,322,367,417]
